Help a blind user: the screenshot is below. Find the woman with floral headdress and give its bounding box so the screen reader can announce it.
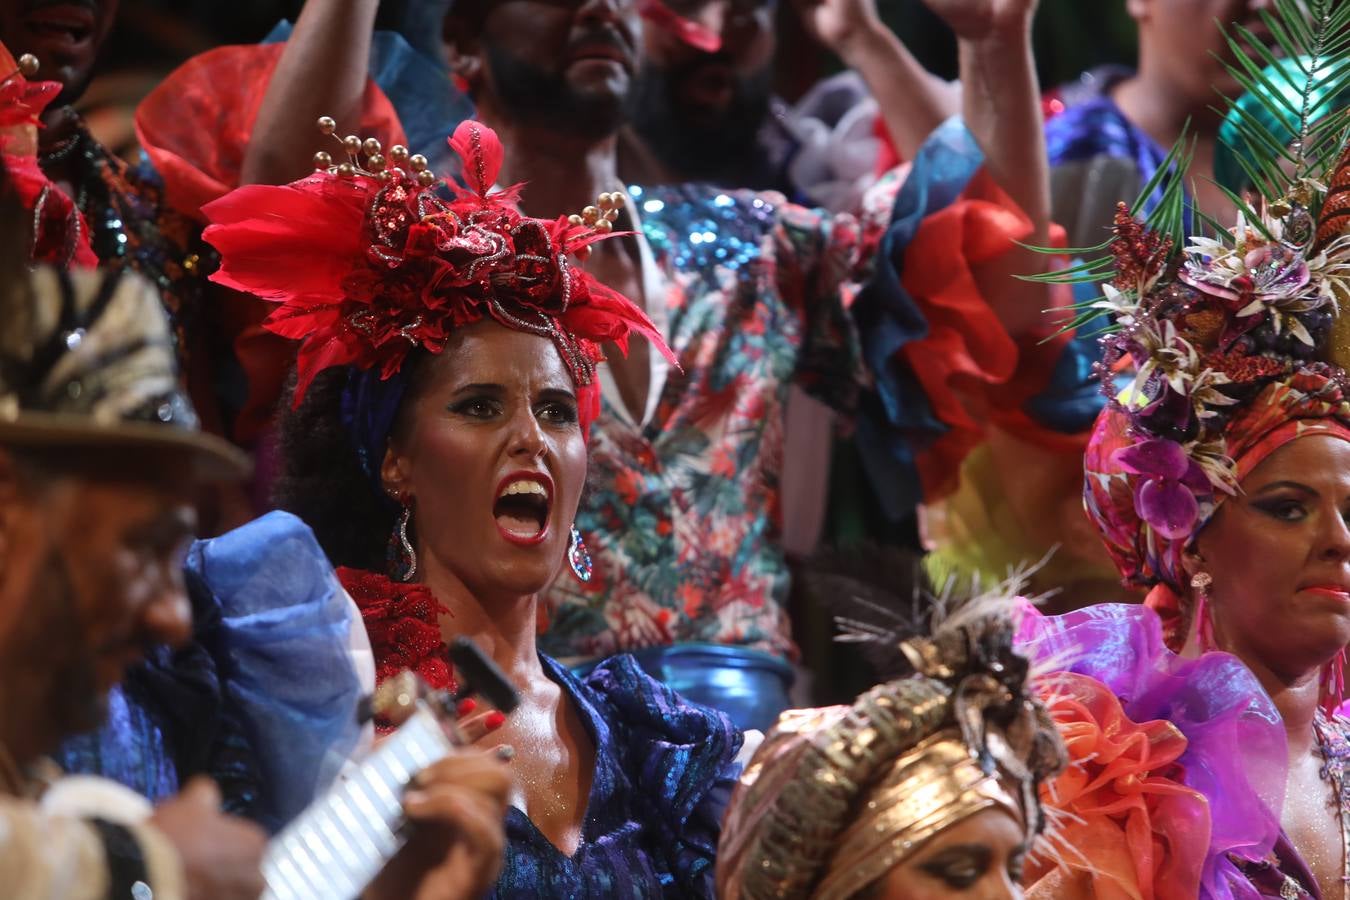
[1014,4,1350,897]
[200,119,741,897]
[714,551,1067,899]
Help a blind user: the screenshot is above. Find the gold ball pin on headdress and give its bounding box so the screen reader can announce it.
[566,192,625,259]
[2,53,40,87]
[309,118,440,190]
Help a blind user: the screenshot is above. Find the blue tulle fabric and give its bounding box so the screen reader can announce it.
[493,654,742,898]
[55,559,262,816]
[186,511,365,832]
[1016,603,1288,899]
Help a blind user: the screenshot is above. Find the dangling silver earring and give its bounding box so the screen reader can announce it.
[396,502,418,582]
[568,526,592,583]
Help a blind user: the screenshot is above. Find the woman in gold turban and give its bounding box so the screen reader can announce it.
[716,558,1066,900]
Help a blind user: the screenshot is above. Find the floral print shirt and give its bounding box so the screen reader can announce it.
[539,178,897,661]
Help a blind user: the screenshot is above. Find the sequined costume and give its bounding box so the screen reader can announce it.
[200,117,742,896]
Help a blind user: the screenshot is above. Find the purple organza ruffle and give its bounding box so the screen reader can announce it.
[1015,602,1287,900]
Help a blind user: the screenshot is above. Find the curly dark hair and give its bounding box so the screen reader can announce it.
[272,366,402,571]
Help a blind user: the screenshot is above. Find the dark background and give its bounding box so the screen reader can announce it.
[85,0,1137,156]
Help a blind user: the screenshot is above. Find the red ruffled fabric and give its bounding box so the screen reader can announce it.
[133,44,408,443]
[900,168,1071,500]
[337,568,455,697]
[135,43,407,225]
[1027,672,1210,900]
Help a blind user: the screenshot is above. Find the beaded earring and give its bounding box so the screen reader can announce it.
[568,526,592,583]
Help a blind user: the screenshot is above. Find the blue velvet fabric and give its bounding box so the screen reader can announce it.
[186,511,364,832]
[493,654,742,898]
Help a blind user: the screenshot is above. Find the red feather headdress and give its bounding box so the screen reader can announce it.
[202,119,674,407]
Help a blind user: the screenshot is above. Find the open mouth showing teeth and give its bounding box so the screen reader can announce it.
[493,479,551,540]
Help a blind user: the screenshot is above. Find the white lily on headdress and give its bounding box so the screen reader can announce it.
[1092,282,1145,328]
[1185,437,1240,496]
[1121,319,1200,405]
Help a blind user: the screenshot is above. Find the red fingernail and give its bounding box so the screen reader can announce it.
[485,711,506,731]
[456,698,477,717]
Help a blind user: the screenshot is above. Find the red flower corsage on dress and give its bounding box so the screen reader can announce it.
[338,567,455,698]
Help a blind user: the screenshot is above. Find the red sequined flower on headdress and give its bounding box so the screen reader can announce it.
[202,120,673,405]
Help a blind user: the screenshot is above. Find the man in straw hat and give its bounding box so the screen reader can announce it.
[0,186,513,897]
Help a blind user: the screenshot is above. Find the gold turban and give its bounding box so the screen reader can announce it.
[716,619,1064,900]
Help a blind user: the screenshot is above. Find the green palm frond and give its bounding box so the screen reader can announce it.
[1034,0,1350,339]
[1217,0,1350,199]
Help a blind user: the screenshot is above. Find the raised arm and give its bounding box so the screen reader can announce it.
[925,0,1051,334]
[796,0,960,162]
[239,0,381,187]
[943,0,1048,245]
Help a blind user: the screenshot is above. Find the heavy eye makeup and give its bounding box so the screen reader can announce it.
[446,384,578,426]
[1248,480,1325,524]
[917,844,995,890]
[534,388,580,426]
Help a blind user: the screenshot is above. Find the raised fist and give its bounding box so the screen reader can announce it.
[919,0,1039,40]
